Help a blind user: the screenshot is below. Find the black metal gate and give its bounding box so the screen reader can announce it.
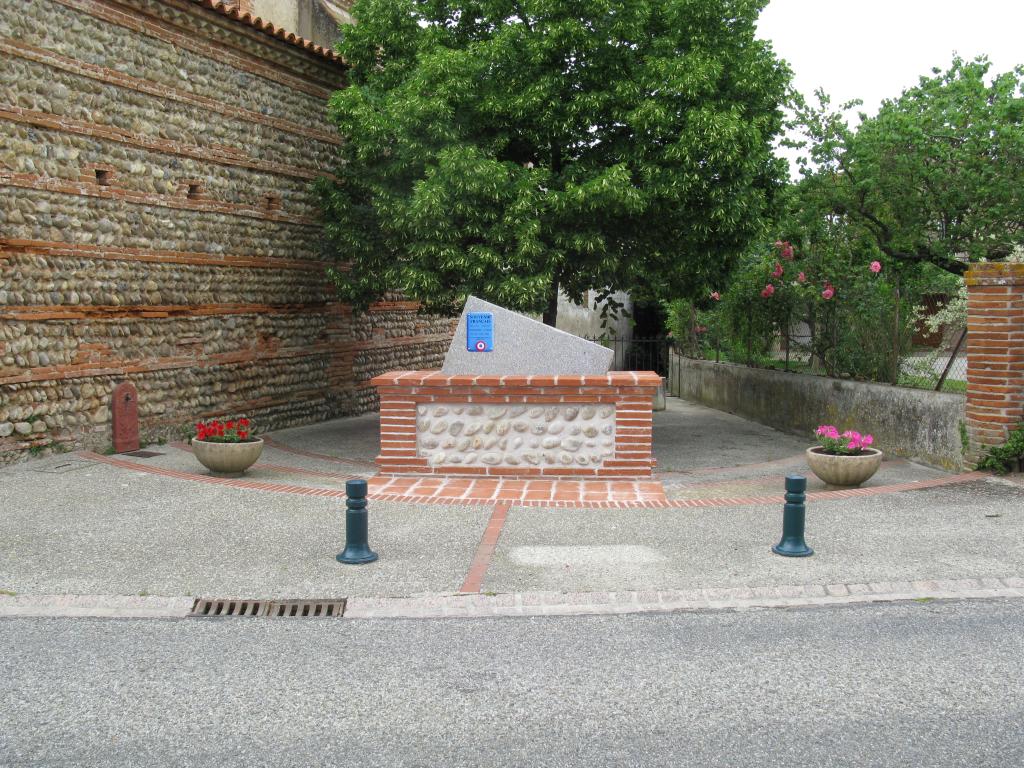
[585,336,672,376]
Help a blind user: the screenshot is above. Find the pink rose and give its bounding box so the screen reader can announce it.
[822,283,835,300]
[710,291,721,301]
[870,261,882,274]
[761,284,775,298]
[781,243,794,260]
[771,262,784,279]
[797,271,807,283]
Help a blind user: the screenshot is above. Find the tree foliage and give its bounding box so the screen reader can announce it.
[789,56,1024,275]
[319,0,790,324]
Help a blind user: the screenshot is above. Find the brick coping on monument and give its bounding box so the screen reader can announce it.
[370,371,663,387]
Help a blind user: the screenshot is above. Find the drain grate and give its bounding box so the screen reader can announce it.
[189,598,346,618]
[122,450,164,458]
[267,599,346,618]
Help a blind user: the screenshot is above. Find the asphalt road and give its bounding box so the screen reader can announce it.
[3,599,1023,767]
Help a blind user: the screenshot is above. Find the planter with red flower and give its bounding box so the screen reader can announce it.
[191,418,262,477]
[806,425,882,487]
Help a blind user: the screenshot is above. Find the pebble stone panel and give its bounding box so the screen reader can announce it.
[417,403,616,469]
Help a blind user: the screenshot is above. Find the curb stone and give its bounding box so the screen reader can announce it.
[3,578,1023,619]
[344,578,1024,618]
[0,595,194,618]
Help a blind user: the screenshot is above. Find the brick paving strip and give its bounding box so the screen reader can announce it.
[460,503,512,593]
[656,453,809,477]
[3,578,1023,619]
[369,472,989,508]
[80,451,358,498]
[259,437,379,469]
[78,452,988,508]
[170,442,360,483]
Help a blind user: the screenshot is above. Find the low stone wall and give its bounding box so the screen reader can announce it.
[670,356,966,470]
[372,372,660,477]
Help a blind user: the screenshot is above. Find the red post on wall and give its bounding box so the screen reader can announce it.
[965,264,1024,466]
[112,382,140,454]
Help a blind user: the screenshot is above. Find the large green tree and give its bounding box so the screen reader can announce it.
[319,0,790,325]
[789,56,1024,276]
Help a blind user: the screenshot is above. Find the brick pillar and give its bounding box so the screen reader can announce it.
[965,263,1024,466]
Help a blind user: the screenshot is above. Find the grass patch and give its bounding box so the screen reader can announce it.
[0,588,16,597]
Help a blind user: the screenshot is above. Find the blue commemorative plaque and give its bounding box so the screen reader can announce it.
[466,312,494,352]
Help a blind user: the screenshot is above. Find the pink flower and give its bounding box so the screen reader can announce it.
[710,291,721,301]
[761,284,775,298]
[869,261,882,274]
[771,262,784,279]
[817,424,874,454]
[774,240,783,248]
[797,271,807,283]
[822,283,835,300]
[781,243,794,260]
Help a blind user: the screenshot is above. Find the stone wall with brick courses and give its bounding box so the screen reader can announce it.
[371,372,660,478]
[965,263,1024,466]
[0,0,453,461]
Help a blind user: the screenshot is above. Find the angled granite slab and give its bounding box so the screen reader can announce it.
[441,296,613,375]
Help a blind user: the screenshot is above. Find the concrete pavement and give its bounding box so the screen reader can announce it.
[3,599,1024,767]
[1,398,1022,615]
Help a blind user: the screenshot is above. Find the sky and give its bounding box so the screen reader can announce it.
[756,0,1024,173]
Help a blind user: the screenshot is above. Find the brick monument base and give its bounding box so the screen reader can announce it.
[371,371,660,478]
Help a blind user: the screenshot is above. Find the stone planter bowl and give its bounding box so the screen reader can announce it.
[805,446,883,488]
[191,438,264,477]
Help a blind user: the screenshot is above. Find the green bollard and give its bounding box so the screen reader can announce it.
[337,479,378,564]
[772,475,814,557]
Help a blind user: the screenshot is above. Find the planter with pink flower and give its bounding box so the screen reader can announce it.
[806,425,882,487]
[191,418,263,477]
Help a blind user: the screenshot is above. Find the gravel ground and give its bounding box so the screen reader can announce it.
[0,459,490,598]
[485,479,1024,593]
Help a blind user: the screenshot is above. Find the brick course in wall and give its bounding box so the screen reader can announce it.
[0,0,453,461]
[965,263,1024,465]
